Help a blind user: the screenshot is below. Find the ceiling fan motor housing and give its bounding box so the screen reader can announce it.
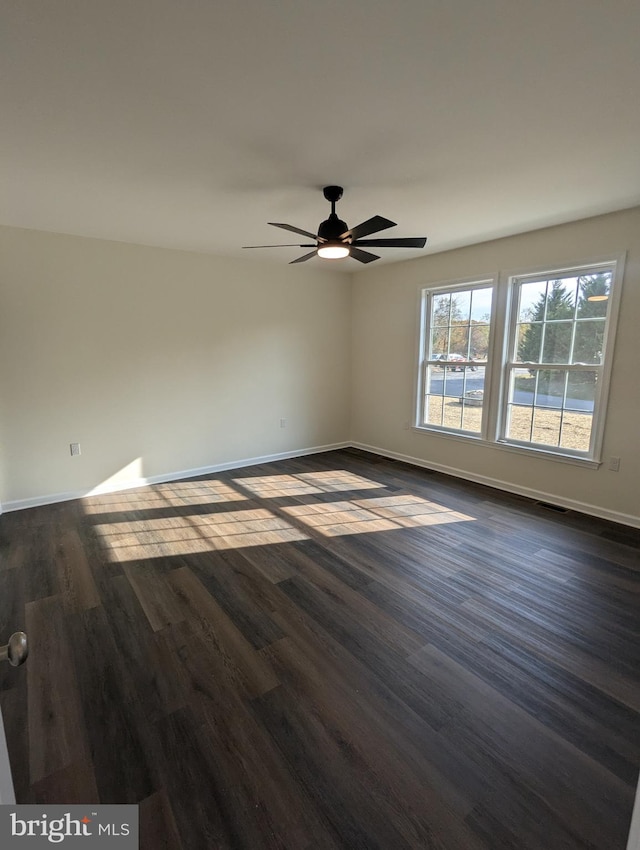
[318,213,349,242]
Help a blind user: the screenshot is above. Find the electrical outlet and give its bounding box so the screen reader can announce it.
[280,418,286,428]
[608,456,620,472]
[70,442,81,457]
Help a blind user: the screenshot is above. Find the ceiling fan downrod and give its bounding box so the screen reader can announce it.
[318,186,348,242]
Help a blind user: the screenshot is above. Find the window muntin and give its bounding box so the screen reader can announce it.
[419,283,493,435]
[503,267,614,456]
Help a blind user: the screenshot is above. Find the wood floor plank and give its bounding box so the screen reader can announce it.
[149,707,234,850]
[138,789,184,850]
[167,566,279,699]
[171,627,342,849]
[64,604,157,803]
[275,541,426,656]
[462,594,640,710]
[276,573,460,731]
[29,757,99,805]
[252,683,415,850]
[0,538,25,573]
[56,527,101,612]
[184,548,286,650]
[22,525,59,603]
[123,561,185,632]
[439,627,640,785]
[103,575,189,721]
[25,595,91,784]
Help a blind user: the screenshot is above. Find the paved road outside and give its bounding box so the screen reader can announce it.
[428,366,594,411]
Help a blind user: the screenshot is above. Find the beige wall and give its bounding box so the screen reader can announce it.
[0,226,351,507]
[351,207,640,526]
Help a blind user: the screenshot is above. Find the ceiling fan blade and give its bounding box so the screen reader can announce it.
[353,237,427,249]
[289,251,318,264]
[349,246,380,264]
[269,222,323,241]
[341,215,396,242]
[243,244,316,248]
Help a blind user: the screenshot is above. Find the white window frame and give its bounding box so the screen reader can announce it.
[414,256,625,467]
[415,277,496,439]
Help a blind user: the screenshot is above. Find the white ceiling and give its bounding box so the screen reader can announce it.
[2,1,640,267]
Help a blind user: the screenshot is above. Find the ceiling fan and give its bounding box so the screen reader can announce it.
[243,185,427,264]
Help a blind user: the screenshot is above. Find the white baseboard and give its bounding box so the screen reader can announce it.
[351,441,640,530]
[1,441,351,512]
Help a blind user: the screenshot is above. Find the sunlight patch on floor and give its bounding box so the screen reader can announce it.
[83,480,247,513]
[282,495,474,537]
[233,470,384,498]
[87,472,474,561]
[93,508,309,560]
[231,474,323,497]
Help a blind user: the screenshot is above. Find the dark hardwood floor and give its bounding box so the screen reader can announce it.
[0,448,639,849]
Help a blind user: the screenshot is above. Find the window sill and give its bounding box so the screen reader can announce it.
[411,426,601,469]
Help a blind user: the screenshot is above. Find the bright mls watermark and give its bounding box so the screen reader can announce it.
[0,806,138,847]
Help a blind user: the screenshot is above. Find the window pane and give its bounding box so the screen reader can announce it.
[460,371,484,431]
[531,408,562,447]
[506,404,533,442]
[470,288,493,323]
[470,323,490,362]
[511,367,535,405]
[535,370,566,408]
[516,323,542,363]
[552,277,578,313]
[426,365,445,397]
[442,397,463,430]
[566,371,597,411]
[432,294,451,325]
[573,320,605,364]
[578,272,611,319]
[518,280,547,322]
[542,322,573,364]
[430,327,448,357]
[453,290,471,320]
[461,403,483,432]
[450,323,470,358]
[560,411,593,452]
[426,395,444,427]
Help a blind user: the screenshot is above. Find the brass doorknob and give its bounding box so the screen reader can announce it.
[0,632,28,667]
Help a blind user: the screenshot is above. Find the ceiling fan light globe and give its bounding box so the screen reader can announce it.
[317,243,350,259]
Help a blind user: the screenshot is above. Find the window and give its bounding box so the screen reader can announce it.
[417,281,494,435]
[416,259,622,464]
